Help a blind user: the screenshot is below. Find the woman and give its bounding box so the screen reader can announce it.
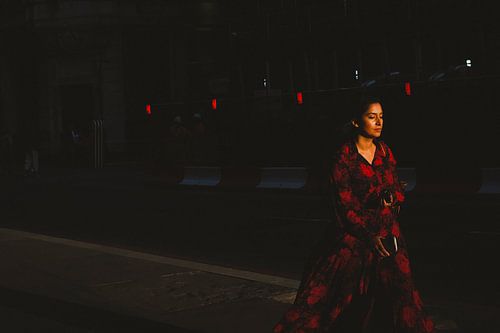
[272,96,435,332]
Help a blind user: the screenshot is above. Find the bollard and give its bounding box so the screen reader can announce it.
[90,120,104,168]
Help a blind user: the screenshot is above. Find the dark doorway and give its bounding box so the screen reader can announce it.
[59,84,95,131]
[59,84,95,165]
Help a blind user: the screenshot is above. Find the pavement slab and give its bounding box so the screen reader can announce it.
[0,224,499,332]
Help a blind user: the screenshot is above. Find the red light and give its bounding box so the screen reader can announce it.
[296,92,303,105]
[211,98,217,110]
[146,104,151,115]
[405,82,411,96]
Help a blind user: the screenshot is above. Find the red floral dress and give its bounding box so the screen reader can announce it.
[273,137,435,333]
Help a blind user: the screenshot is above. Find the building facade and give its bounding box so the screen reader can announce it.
[0,0,498,165]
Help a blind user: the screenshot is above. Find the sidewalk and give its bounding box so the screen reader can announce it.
[1,228,499,332]
[0,228,295,333]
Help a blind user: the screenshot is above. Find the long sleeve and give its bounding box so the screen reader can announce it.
[330,153,376,244]
[385,145,406,205]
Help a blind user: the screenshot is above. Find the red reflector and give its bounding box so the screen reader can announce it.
[211,98,217,110]
[146,104,151,115]
[405,82,411,96]
[296,92,303,105]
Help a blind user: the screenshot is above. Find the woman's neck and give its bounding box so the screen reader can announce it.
[353,135,375,151]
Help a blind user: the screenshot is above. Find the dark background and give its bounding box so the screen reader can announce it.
[0,2,499,331]
[1,0,499,169]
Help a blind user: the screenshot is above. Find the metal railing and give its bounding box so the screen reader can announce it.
[90,120,104,168]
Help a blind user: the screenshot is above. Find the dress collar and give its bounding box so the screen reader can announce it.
[348,137,384,166]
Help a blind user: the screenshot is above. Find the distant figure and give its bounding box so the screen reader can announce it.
[191,113,206,137]
[24,147,39,177]
[23,130,40,177]
[169,116,190,139]
[189,113,207,163]
[71,126,81,146]
[66,123,87,167]
[167,116,191,164]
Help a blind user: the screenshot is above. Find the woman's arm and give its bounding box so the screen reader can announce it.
[385,144,405,205]
[330,152,376,244]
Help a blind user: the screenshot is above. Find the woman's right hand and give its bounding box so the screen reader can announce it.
[380,192,395,208]
[371,236,391,257]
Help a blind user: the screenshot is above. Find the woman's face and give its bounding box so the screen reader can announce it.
[352,102,383,138]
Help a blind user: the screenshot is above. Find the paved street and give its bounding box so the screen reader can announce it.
[1,166,499,332]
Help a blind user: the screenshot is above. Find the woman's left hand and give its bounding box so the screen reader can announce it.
[381,196,395,208]
[381,197,401,216]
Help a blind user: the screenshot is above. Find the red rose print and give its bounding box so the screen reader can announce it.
[327,254,337,264]
[395,252,411,274]
[402,306,417,327]
[380,206,391,216]
[339,247,351,259]
[391,223,400,238]
[422,317,435,333]
[286,309,300,322]
[273,323,284,333]
[344,293,353,304]
[333,167,346,182]
[340,153,350,164]
[387,147,397,164]
[330,305,342,321]
[343,234,357,247]
[307,284,327,305]
[360,163,375,177]
[384,169,394,184]
[339,189,353,203]
[373,156,383,166]
[395,190,405,203]
[368,183,377,195]
[400,276,413,291]
[412,290,423,310]
[306,314,321,328]
[346,210,364,224]
[332,258,342,272]
[342,145,350,155]
[379,229,388,237]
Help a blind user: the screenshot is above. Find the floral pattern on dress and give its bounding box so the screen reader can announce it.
[272,137,435,333]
